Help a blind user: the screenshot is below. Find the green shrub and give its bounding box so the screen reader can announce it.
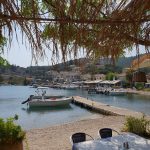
[105,72,117,81]
[143,88,150,92]
[123,115,150,138]
[0,115,25,144]
[135,82,144,90]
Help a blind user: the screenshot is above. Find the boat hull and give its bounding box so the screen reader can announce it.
[28,97,72,107]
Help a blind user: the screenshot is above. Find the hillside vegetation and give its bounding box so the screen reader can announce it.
[0,56,149,85]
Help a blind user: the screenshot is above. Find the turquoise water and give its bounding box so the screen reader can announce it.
[0,86,150,129]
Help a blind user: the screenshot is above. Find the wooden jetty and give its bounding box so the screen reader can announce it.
[72,96,144,117]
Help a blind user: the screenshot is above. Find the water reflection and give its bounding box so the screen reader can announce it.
[22,105,72,113]
[128,93,150,100]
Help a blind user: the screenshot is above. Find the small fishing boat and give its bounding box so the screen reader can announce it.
[108,88,126,96]
[27,96,72,107]
[22,87,72,107]
[29,84,38,88]
[64,84,78,90]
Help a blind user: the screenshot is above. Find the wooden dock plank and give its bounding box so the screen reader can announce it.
[73,96,143,117]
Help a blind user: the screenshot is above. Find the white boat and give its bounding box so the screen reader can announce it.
[29,84,38,88]
[22,87,72,107]
[64,84,78,90]
[28,97,72,107]
[108,88,126,96]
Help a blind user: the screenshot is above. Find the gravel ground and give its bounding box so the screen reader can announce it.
[23,115,125,150]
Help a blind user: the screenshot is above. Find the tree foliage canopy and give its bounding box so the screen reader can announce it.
[0,56,9,66]
[105,72,116,80]
[0,0,149,63]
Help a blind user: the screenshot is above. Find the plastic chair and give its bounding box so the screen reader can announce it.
[99,128,119,139]
[70,132,94,145]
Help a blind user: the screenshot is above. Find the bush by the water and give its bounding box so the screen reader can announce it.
[143,88,150,92]
[135,82,144,90]
[123,115,150,138]
[0,115,25,144]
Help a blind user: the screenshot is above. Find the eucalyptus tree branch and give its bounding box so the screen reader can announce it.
[0,13,149,24]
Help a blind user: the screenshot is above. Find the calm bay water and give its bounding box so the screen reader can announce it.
[0,85,150,129]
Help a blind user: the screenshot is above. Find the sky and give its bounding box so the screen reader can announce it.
[3,37,52,68]
[2,37,146,68]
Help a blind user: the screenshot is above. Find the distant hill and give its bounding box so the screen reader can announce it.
[116,56,136,68]
[0,55,149,78]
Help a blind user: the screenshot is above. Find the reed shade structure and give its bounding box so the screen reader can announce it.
[0,0,150,63]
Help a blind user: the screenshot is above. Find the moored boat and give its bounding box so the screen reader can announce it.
[63,84,78,90]
[108,88,126,96]
[22,87,73,107]
[28,97,72,107]
[30,84,38,88]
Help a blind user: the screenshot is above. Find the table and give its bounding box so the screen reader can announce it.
[73,133,150,150]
